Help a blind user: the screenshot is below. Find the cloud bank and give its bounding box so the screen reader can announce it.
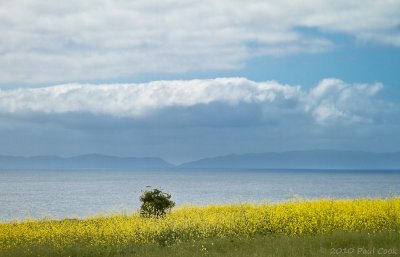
[0,78,390,126]
[1,0,400,83]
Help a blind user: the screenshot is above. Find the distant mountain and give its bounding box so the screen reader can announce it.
[0,154,173,170]
[2,150,400,170]
[180,150,400,169]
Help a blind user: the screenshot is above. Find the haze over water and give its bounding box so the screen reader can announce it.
[1,169,399,222]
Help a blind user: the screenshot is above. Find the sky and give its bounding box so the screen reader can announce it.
[0,0,400,164]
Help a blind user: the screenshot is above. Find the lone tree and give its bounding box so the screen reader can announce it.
[139,188,175,218]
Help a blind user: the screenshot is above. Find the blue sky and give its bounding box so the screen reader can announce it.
[0,0,399,163]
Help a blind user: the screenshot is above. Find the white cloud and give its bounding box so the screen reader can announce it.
[305,78,385,124]
[0,77,388,126]
[0,0,399,83]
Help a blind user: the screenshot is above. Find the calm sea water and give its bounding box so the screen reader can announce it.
[1,169,399,221]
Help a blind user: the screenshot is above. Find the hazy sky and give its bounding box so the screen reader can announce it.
[0,0,399,163]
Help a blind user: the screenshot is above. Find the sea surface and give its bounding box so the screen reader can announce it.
[1,169,399,221]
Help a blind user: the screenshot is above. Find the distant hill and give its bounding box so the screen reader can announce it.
[0,154,173,170]
[180,150,400,169]
[1,150,400,170]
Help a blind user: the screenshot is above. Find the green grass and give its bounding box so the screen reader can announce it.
[2,230,399,257]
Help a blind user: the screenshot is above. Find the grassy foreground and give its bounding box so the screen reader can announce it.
[2,231,399,257]
[1,198,399,257]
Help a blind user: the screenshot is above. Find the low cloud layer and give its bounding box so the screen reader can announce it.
[1,0,400,83]
[0,78,390,126]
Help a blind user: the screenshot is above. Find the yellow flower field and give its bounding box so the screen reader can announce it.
[1,198,399,251]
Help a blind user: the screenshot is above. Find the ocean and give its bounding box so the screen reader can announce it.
[1,169,399,221]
